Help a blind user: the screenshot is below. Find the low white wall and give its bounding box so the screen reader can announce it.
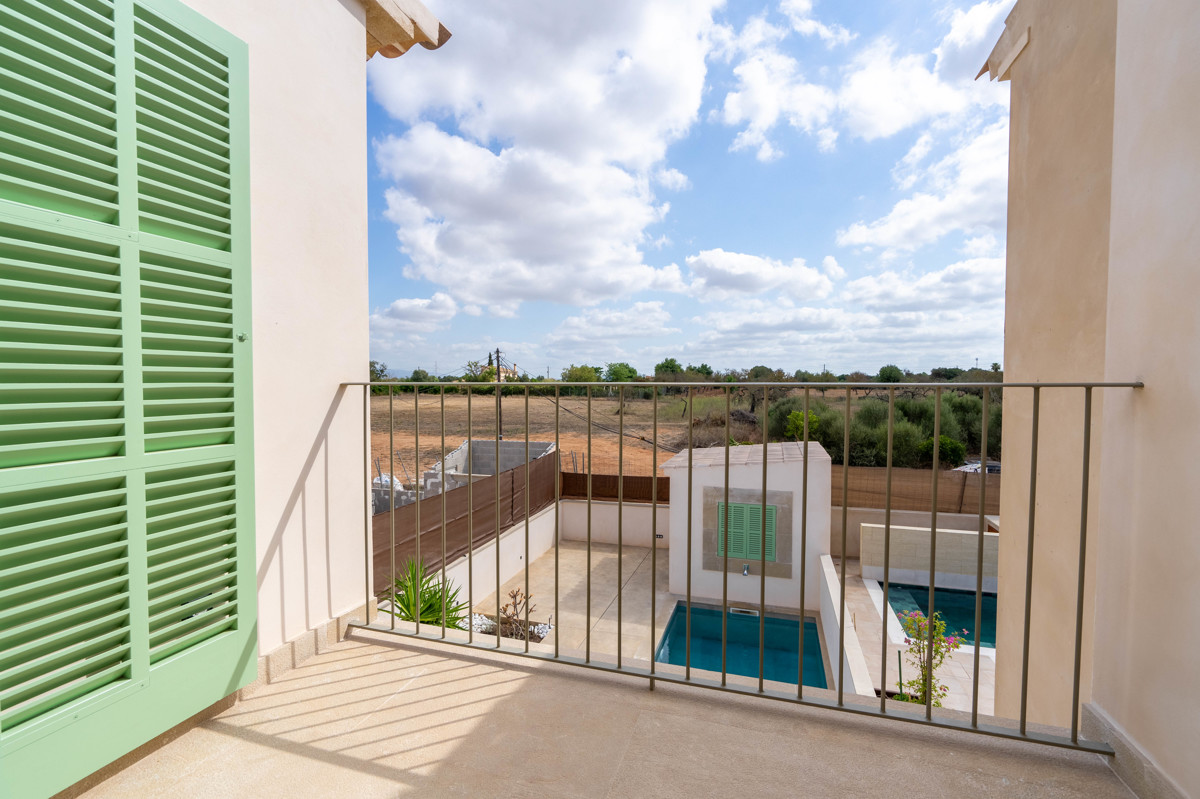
[443,505,557,608]
[860,524,999,592]
[831,507,983,559]
[819,555,874,697]
[559,499,669,548]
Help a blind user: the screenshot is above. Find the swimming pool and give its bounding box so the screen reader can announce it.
[886,583,997,648]
[654,604,827,689]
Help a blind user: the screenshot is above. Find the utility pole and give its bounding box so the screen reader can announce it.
[495,347,503,441]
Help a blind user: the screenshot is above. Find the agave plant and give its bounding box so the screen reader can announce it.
[388,558,469,629]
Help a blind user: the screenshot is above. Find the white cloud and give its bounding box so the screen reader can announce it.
[892,132,934,190]
[841,257,1005,312]
[368,0,723,315]
[821,255,846,280]
[684,248,833,301]
[544,302,680,362]
[377,124,685,315]
[654,167,691,191]
[836,40,972,142]
[370,292,458,335]
[836,120,1009,253]
[935,1,1015,81]
[780,0,855,46]
[718,47,836,161]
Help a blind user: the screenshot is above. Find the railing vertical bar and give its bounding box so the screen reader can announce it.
[467,387,474,644]
[1071,387,1093,744]
[972,388,990,726]
[926,386,941,720]
[363,386,371,626]
[686,386,694,681]
[758,387,768,693]
[414,385,421,637]
[798,387,809,699]
[650,388,658,690]
[880,387,895,712]
[524,386,530,654]
[721,386,731,686]
[586,385,593,663]
[617,385,624,669]
[838,385,850,706]
[494,384,501,649]
[389,386,396,632]
[554,385,561,659]
[441,386,448,638]
[1020,386,1041,735]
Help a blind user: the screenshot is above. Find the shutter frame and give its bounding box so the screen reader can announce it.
[0,1,254,796]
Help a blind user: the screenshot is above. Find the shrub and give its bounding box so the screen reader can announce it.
[918,435,967,467]
[854,398,890,430]
[387,558,469,629]
[877,419,925,468]
[783,410,819,441]
[896,610,966,707]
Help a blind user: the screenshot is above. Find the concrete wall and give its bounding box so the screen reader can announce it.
[830,507,982,559]
[993,0,1116,727]
[860,525,999,592]
[180,0,370,656]
[559,500,670,549]
[818,555,874,697]
[443,505,558,612]
[665,445,831,611]
[1090,1,1200,795]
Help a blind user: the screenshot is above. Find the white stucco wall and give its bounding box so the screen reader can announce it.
[664,444,831,611]
[443,506,558,611]
[1091,1,1200,794]
[559,500,669,548]
[818,555,874,697]
[179,0,371,656]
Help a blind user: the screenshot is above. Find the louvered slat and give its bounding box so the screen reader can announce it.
[140,251,235,452]
[0,0,118,223]
[144,461,238,663]
[0,476,131,733]
[133,6,231,250]
[0,222,125,469]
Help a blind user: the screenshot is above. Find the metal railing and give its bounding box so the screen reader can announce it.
[344,379,1141,754]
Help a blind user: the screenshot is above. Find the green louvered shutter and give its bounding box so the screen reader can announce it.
[0,2,254,797]
[717,503,776,562]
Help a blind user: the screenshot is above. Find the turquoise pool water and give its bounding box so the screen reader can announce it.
[886,583,997,648]
[654,605,827,689]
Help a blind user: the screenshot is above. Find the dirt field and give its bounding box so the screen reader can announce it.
[368,389,763,481]
[366,386,889,485]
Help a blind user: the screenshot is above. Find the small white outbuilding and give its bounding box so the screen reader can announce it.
[661,442,831,611]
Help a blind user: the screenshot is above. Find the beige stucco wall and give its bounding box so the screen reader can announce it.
[559,499,670,549]
[180,0,370,656]
[1091,0,1200,794]
[995,0,1116,727]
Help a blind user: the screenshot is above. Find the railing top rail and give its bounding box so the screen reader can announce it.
[342,380,1144,390]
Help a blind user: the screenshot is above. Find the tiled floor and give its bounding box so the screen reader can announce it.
[476,540,675,664]
[70,631,1132,799]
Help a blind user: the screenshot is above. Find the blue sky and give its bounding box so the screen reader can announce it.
[365,0,1014,379]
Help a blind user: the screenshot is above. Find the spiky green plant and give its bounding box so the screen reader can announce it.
[388,558,469,629]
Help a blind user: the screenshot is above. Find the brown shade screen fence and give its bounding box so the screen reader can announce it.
[372,452,557,595]
[559,472,671,504]
[558,466,997,515]
[831,466,1000,515]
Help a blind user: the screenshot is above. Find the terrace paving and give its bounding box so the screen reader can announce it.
[66,630,1132,799]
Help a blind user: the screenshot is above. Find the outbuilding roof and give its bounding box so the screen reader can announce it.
[365,0,451,59]
[660,441,828,470]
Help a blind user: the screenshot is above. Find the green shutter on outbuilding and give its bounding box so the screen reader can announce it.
[0,1,254,797]
[717,502,777,562]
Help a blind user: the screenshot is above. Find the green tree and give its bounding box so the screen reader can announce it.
[603,362,638,382]
[990,362,1002,373]
[561,364,600,383]
[654,357,683,376]
[370,360,388,381]
[747,365,776,381]
[930,366,964,381]
[877,364,904,383]
[689,363,714,377]
[409,368,431,383]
